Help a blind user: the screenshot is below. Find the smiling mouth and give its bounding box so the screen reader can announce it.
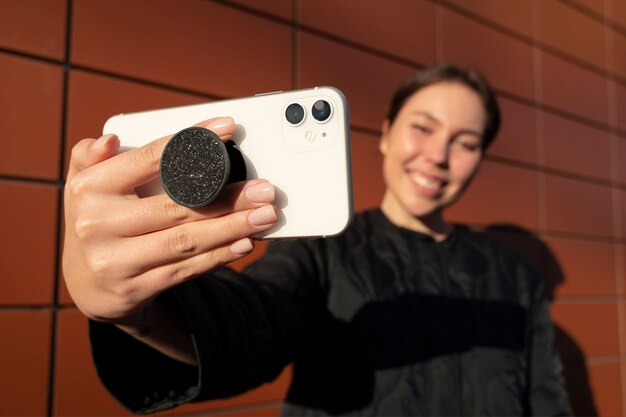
[409,171,447,195]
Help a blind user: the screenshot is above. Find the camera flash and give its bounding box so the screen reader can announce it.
[305,130,316,142]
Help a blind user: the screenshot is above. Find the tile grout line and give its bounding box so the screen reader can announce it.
[291,0,299,90]
[531,0,548,237]
[584,352,626,365]
[47,0,74,415]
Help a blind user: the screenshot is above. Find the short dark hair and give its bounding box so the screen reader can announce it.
[386,63,501,149]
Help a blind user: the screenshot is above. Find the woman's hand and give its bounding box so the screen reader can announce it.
[62,117,277,325]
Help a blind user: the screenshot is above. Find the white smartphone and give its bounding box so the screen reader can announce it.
[103,86,353,239]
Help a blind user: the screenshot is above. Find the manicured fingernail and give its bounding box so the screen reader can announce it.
[245,181,274,203]
[204,117,235,139]
[90,134,114,151]
[230,238,253,255]
[248,205,277,226]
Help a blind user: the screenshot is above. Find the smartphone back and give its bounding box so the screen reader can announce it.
[103,87,353,239]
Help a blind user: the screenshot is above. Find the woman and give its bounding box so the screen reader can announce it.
[63,64,572,415]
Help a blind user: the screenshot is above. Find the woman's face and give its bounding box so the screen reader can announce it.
[380,81,486,229]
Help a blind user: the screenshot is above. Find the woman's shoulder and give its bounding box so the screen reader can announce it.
[454,225,548,298]
[455,225,537,267]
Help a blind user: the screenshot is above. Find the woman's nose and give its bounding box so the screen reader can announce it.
[423,136,450,167]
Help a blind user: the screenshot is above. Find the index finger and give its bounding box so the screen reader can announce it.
[89,117,235,195]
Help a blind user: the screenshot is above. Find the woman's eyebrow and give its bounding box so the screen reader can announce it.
[411,111,440,123]
[452,129,483,139]
[412,111,483,138]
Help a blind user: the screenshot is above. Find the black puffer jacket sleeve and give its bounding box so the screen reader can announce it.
[89,238,326,414]
[527,279,573,416]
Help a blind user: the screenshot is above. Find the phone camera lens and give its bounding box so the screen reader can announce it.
[311,100,332,122]
[285,103,305,126]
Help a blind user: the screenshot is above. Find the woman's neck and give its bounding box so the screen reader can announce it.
[380,192,453,242]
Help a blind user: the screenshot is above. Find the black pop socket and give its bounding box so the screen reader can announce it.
[160,127,246,208]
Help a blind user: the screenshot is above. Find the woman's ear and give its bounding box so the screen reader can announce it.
[379,119,391,155]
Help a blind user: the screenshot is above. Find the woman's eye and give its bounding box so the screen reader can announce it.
[454,138,480,152]
[412,124,432,135]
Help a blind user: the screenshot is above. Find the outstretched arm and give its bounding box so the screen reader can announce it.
[63,116,278,365]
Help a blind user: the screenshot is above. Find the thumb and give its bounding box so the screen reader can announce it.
[66,134,120,180]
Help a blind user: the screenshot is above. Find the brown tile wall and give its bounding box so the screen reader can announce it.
[0,0,624,415]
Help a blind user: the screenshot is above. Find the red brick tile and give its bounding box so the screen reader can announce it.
[300,0,436,65]
[58,209,72,306]
[487,97,537,165]
[0,310,51,416]
[612,136,626,184]
[608,29,626,80]
[298,32,416,131]
[551,301,619,358]
[622,246,626,295]
[620,358,626,410]
[621,300,626,347]
[588,361,623,417]
[614,79,626,133]
[0,181,57,305]
[540,51,609,126]
[609,0,626,27]
[572,0,605,15]
[225,0,293,20]
[0,0,67,60]
[64,69,204,176]
[441,8,535,101]
[446,160,541,230]
[0,53,63,180]
[543,237,616,296]
[542,112,612,181]
[59,279,74,307]
[54,309,134,416]
[72,0,292,98]
[350,131,385,212]
[620,190,626,238]
[534,0,607,71]
[543,174,613,237]
[443,0,532,38]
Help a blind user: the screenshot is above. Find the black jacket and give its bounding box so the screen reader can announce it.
[90,209,572,416]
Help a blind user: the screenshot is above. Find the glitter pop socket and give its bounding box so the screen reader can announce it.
[160,127,246,208]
